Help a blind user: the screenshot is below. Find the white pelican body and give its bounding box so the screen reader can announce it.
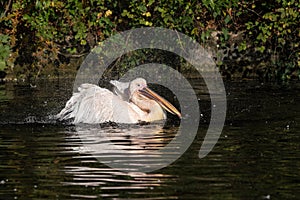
[57,78,181,124]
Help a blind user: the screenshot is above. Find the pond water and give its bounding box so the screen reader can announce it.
[0,79,299,199]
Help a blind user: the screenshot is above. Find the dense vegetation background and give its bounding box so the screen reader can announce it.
[0,0,299,82]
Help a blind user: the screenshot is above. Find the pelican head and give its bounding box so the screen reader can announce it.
[129,78,181,121]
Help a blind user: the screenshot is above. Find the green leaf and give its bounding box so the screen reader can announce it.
[222,28,229,40]
[0,35,10,43]
[0,60,6,71]
[224,15,231,24]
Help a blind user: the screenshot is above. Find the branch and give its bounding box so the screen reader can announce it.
[3,0,12,17]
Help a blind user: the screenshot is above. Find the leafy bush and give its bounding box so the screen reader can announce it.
[243,0,300,81]
[0,0,299,81]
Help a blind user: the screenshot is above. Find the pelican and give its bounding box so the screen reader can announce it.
[57,78,181,124]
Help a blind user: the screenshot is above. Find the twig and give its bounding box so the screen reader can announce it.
[3,0,12,17]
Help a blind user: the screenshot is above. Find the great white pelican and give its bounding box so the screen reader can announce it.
[57,78,181,124]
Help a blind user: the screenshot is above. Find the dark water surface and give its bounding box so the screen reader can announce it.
[0,79,299,199]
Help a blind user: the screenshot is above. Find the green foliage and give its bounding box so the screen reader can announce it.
[243,0,300,81]
[19,0,116,48]
[202,0,238,18]
[0,34,10,71]
[0,0,299,81]
[0,0,119,79]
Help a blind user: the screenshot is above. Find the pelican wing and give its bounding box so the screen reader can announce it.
[57,84,140,124]
[110,80,130,101]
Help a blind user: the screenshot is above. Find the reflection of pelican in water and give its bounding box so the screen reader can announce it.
[63,124,178,184]
[67,123,180,173]
[57,78,181,124]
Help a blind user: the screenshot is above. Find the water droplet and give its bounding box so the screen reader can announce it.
[286,125,290,130]
[262,194,271,199]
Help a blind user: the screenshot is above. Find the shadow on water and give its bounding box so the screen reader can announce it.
[0,79,300,199]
